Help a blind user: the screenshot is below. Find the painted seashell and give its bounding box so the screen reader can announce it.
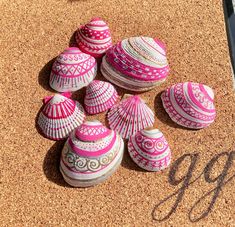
[84,80,118,114]
[101,36,169,91]
[76,17,112,58]
[107,95,154,139]
[49,47,97,92]
[161,82,216,129]
[128,128,171,171]
[37,93,85,140]
[60,120,124,187]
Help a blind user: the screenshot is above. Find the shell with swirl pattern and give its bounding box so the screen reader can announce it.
[128,128,171,171]
[60,120,124,187]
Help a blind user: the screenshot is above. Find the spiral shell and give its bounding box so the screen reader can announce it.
[60,120,124,187]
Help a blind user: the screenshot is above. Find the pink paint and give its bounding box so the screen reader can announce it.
[161,82,216,129]
[84,80,118,115]
[76,18,112,58]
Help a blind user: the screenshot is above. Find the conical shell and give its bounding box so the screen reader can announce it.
[128,128,171,171]
[101,36,169,91]
[107,95,154,139]
[161,82,216,129]
[37,93,85,140]
[49,47,97,92]
[76,17,112,58]
[84,80,118,114]
[60,120,124,187]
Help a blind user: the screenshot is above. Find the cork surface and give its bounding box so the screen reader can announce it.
[1,0,235,226]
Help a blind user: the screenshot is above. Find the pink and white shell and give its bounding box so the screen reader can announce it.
[128,129,171,171]
[60,120,124,187]
[161,82,216,129]
[49,47,97,92]
[101,36,169,91]
[76,17,112,58]
[107,95,154,139]
[37,93,85,140]
[84,80,118,114]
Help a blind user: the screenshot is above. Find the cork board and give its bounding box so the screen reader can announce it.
[1,0,235,226]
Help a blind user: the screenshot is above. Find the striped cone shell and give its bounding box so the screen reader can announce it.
[60,120,124,187]
[128,128,171,171]
[161,82,216,129]
[107,95,154,139]
[37,93,85,140]
[84,80,118,114]
[76,17,112,58]
[101,36,169,91]
[49,47,97,92]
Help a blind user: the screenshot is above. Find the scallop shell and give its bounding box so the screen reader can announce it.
[84,80,118,114]
[128,128,171,171]
[49,47,97,92]
[60,120,124,187]
[161,82,216,129]
[76,17,112,58]
[101,36,169,91]
[107,95,154,139]
[37,93,85,140]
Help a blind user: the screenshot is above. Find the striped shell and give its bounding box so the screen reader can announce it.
[37,93,85,140]
[107,95,154,139]
[60,120,124,187]
[128,129,171,171]
[161,82,216,129]
[49,47,97,92]
[84,80,118,114]
[101,36,169,91]
[76,17,112,58]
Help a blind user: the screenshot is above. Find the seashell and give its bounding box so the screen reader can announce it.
[107,95,154,139]
[128,128,171,171]
[60,120,124,187]
[37,93,85,140]
[75,17,112,58]
[101,36,169,91]
[49,47,97,92]
[161,82,216,129]
[84,80,118,114]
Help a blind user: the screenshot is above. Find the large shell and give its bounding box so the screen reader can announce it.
[60,120,124,187]
[84,80,118,114]
[76,17,112,58]
[101,36,169,91]
[37,93,85,140]
[161,82,216,129]
[49,47,97,92]
[128,128,171,171]
[107,95,154,139]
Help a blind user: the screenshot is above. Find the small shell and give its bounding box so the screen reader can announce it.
[60,120,124,187]
[84,80,118,114]
[37,93,85,140]
[49,47,97,92]
[76,17,112,58]
[107,95,154,139]
[128,128,171,171]
[101,36,169,91]
[161,82,216,129]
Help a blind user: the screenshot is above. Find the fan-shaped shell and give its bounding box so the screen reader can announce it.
[76,17,112,58]
[37,93,85,140]
[161,82,216,129]
[101,36,169,91]
[128,128,171,171]
[60,120,124,187]
[84,80,118,114]
[107,95,154,139]
[49,47,97,92]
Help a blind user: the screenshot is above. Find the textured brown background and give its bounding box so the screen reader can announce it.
[1,0,235,226]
